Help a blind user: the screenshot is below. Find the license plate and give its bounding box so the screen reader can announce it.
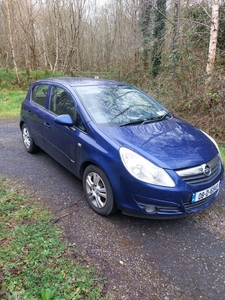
[192,181,220,203]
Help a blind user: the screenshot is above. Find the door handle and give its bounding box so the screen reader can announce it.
[27,110,32,115]
[44,122,51,129]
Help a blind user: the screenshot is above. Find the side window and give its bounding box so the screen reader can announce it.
[32,84,49,107]
[49,87,75,117]
[50,86,87,132]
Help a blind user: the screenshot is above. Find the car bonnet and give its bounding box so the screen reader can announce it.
[98,116,218,170]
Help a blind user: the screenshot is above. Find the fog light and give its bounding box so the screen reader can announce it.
[145,205,156,213]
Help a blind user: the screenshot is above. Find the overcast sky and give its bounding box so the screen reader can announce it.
[95,0,107,6]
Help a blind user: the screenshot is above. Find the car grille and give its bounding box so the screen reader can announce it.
[183,193,215,211]
[157,206,180,213]
[176,155,221,185]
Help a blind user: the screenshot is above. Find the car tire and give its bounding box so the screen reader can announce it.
[22,123,38,153]
[83,165,117,216]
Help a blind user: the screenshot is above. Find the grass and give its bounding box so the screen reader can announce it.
[0,68,63,90]
[220,146,225,164]
[0,68,63,118]
[0,177,106,299]
[0,90,25,118]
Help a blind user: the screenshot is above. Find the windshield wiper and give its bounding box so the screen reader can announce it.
[119,119,146,127]
[119,112,172,127]
[142,112,172,125]
[157,112,172,121]
[114,104,154,120]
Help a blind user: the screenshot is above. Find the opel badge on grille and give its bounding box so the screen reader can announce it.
[202,164,211,176]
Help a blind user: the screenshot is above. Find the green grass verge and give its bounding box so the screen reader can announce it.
[0,178,106,300]
[0,90,25,118]
[0,68,63,90]
[220,146,225,165]
[0,68,63,118]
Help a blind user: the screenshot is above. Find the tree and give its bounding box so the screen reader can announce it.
[139,0,167,77]
[139,0,154,70]
[4,0,21,84]
[15,0,39,71]
[151,0,167,78]
[172,0,180,50]
[217,3,225,51]
[206,0,219,76]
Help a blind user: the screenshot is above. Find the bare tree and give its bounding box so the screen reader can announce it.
[4,0,21,84]
[14,0,40,71]
[206,0,219,76]
[172,0,180,49]
[0,0,222,87]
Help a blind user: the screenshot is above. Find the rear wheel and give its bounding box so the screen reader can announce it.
[83,165,117,216]
[22,123,38,153]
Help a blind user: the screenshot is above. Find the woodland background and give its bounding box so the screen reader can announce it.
[0,0,224,140]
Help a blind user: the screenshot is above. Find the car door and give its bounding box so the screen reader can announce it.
[26,83,50,150]
[44,85,87,175]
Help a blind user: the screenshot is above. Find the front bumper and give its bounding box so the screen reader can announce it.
[118,175,224,219]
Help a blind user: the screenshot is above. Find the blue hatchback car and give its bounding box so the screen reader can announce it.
[20,78,224,218]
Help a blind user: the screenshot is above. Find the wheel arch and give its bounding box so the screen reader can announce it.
[19,120,25,131]
[82,163,118,215]
[79,159,120,208]
[79,160,100,180]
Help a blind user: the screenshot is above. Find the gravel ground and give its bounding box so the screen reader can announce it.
[1,118,225,299]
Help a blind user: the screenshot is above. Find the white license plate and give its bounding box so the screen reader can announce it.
[192,181,220,203]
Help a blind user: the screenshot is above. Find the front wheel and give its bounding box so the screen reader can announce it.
[21,123,38,153]
[83,165,117,216]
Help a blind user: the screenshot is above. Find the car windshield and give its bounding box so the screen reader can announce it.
[74,85,168,126]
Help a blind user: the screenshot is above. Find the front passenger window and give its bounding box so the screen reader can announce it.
[50,87,75,117]
[50,86,86,132]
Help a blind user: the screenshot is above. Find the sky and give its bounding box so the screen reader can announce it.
[95,0,107,6]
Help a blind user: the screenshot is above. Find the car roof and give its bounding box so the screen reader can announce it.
[33,77,128,87]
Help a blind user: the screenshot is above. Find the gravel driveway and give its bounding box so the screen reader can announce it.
[1,118,225,299]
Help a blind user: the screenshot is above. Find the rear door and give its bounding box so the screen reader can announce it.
[25,83,50,150]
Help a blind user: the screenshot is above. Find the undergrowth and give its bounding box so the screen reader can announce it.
[0,178,106,300]
[0,68,63,91]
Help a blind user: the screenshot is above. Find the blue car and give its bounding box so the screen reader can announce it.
[20,78,224,218]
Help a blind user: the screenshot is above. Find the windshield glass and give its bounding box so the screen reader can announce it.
[74,85,168,126]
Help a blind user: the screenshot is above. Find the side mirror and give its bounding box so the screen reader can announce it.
[54,114,74,126]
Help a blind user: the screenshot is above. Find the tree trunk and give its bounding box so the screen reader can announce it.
[5,0,21,85]
[151,0,167,78]
[172,0,180,50]
[139,0,154,71]
[206,0,219,76]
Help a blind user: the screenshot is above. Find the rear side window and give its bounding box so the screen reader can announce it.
[32,84,49,107]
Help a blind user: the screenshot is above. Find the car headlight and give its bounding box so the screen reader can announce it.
[119,147,175,187]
